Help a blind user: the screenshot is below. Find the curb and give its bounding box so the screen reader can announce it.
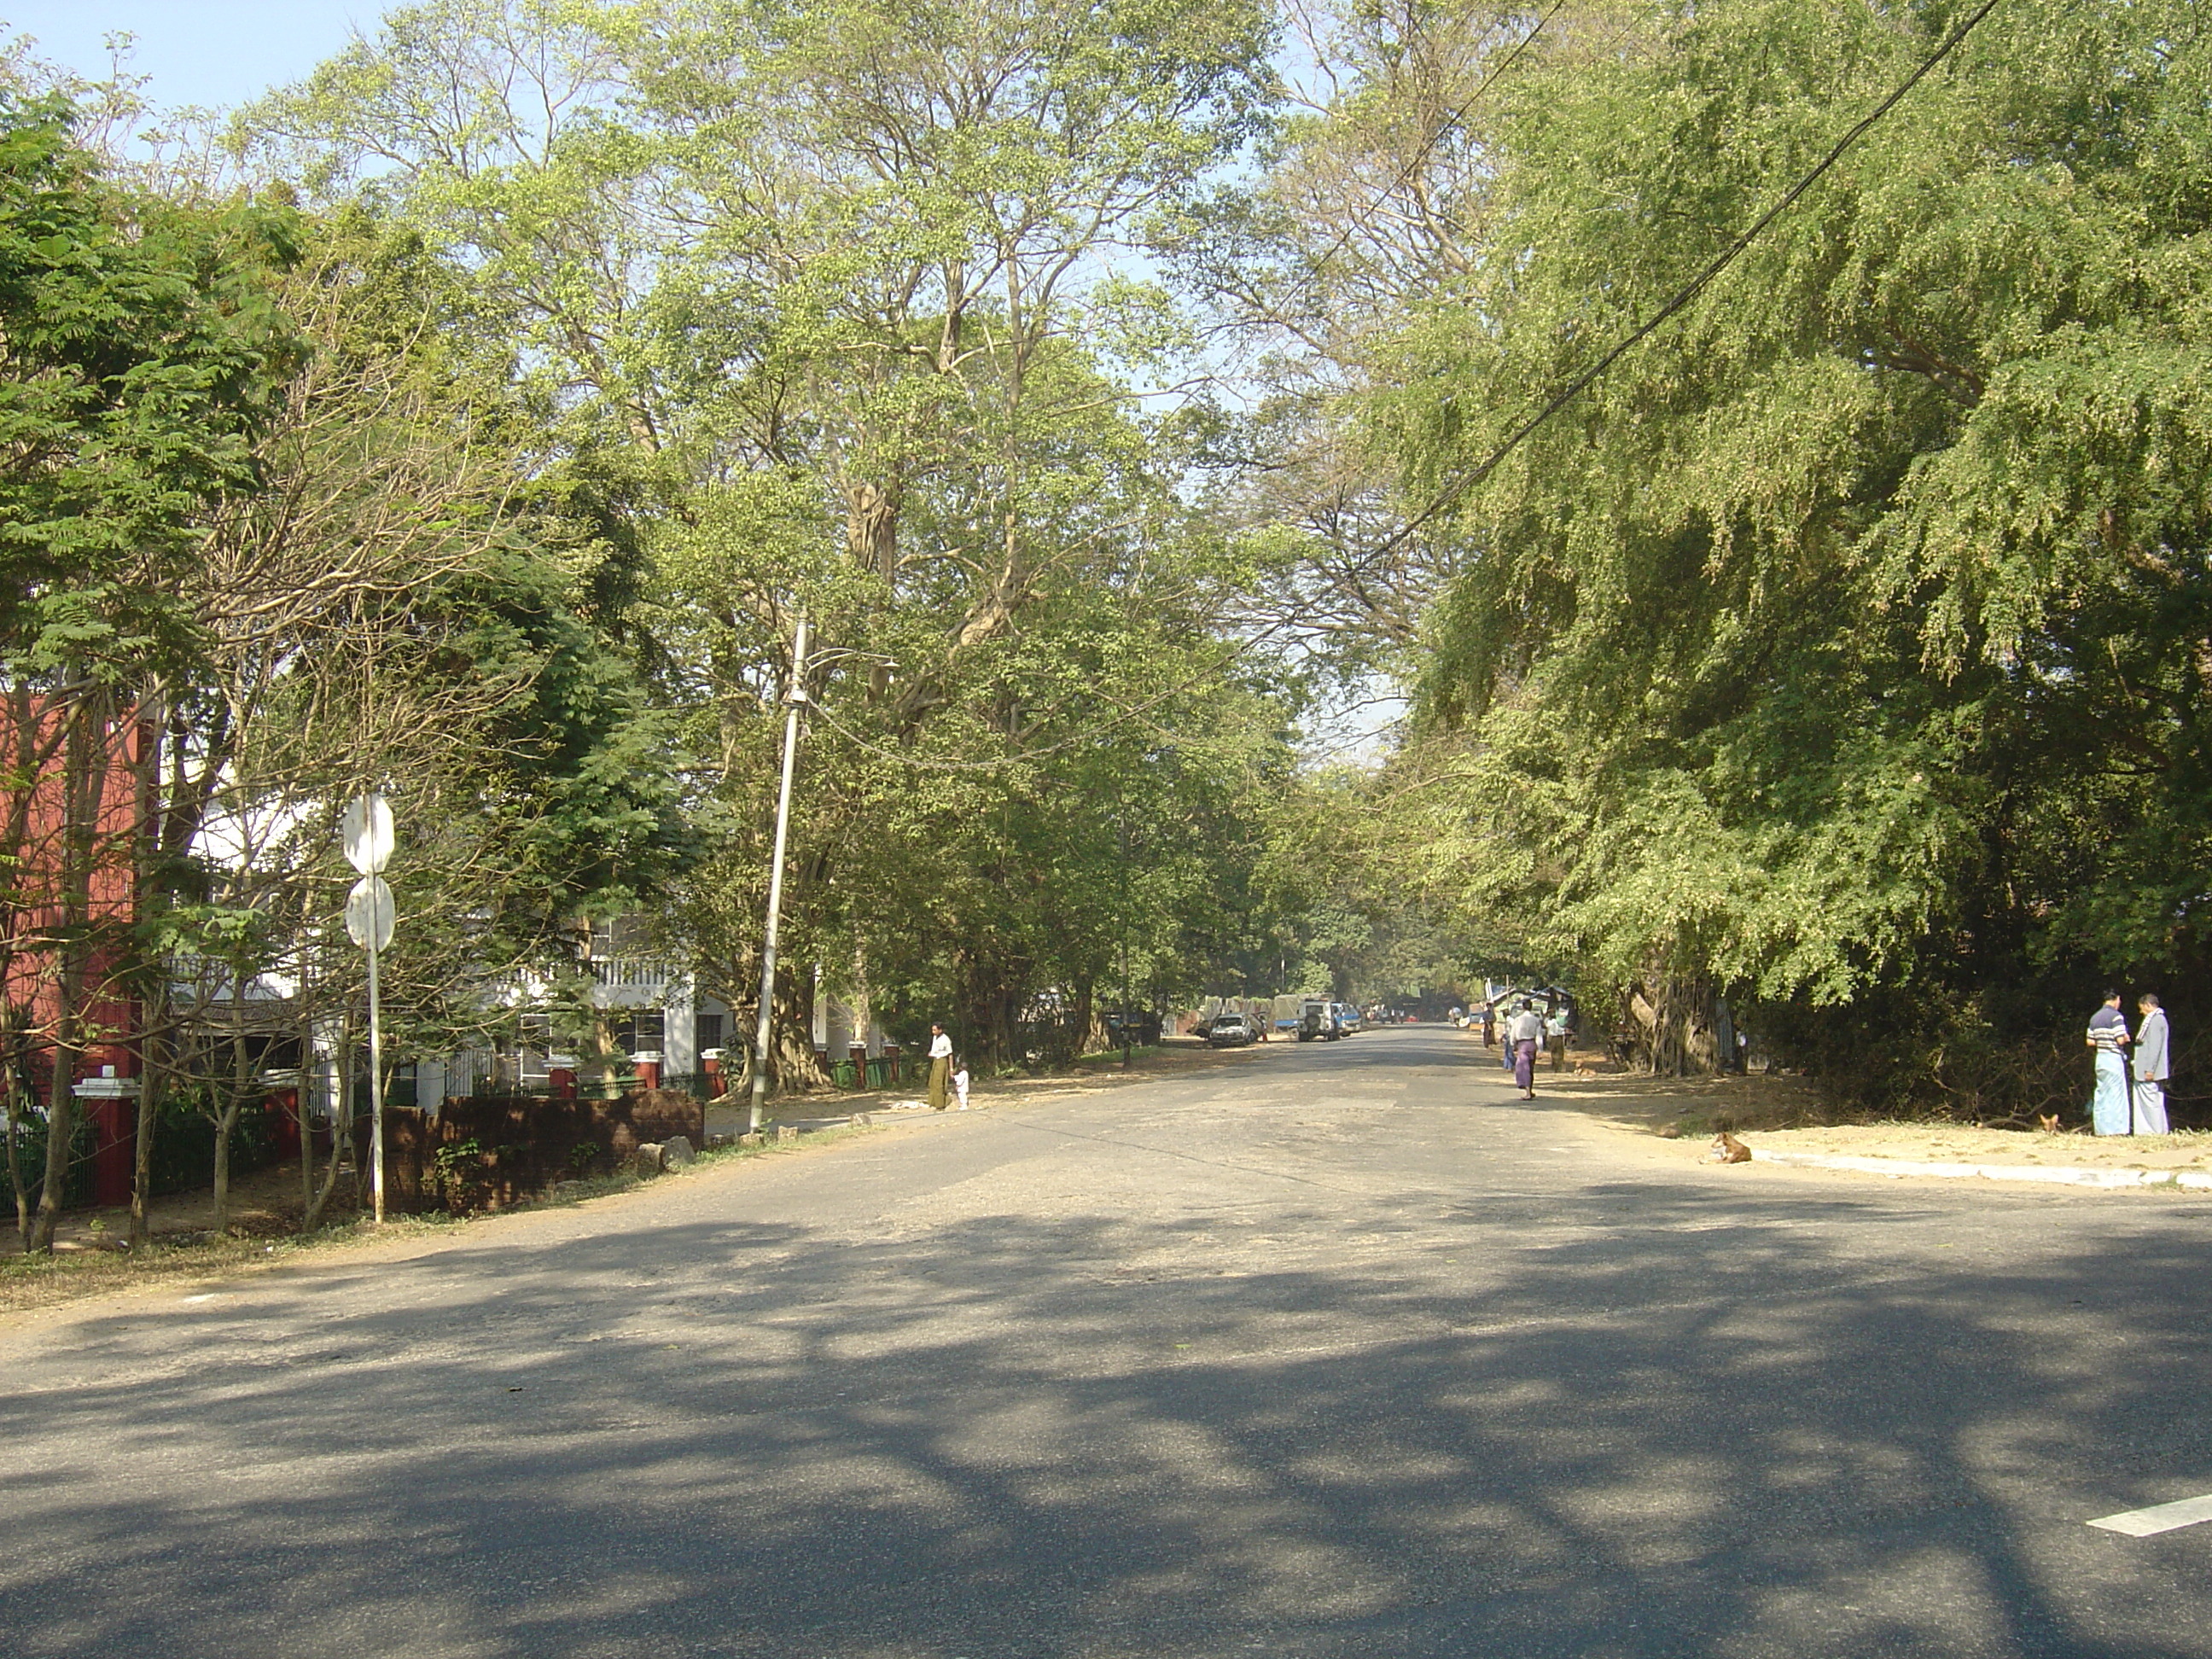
[1749,1149,2212,1190]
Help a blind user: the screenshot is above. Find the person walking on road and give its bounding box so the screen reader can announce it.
[1480,1003,1496,1048]
[927,1022,953,1110]
[1507,1000,1545,1099]
[2131,993,2173,1135]
[952,1056,971,1111]
[1546,1004,1571,1072]
[2086,991,2133,1135]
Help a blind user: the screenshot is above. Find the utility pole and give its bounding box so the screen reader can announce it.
[749,614,810,1133]
[1119,803,1132,1071]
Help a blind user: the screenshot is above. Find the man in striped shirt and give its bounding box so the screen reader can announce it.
[2086,991,2133,1135]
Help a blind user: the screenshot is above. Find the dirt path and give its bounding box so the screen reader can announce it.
[1476,1027,2212,1176]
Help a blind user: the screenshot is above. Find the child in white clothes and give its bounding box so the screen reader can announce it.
[952,1059,970,1109]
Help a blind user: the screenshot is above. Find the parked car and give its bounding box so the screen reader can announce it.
[1206,1013,1258,1047]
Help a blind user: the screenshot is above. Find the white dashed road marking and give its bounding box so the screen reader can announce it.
[2088,1493,2212,1537]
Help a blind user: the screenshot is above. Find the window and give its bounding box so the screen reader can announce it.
[614,1010,666,1053]
[695,1012,725,1054]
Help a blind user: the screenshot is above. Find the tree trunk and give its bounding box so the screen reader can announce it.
[211,1019,254,1237]
[849,943,875,1057]
[301,1024,352,1232]
[588,1011,621,1097]
[210,1099,238,1236]
[29,1031,79,1253]
[575,917,620,1097]
[130,682,166,1251]
[1,691,48,1251]
[770,969,830,1091]
[297,1012,314,1223]
[131,1042,163,1250]
[3,1024,28,1253]
[846,480,900,579]
[1626,975,1720,1078]
[28,694,108,1254]
[1073,976,1105,1059]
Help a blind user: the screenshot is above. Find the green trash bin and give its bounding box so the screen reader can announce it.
[832,1059,857,1089]
[865,1057,888,1089]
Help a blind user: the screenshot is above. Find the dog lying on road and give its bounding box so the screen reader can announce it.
[1705,1131,1752,1164]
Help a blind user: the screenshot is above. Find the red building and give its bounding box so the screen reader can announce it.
[1,693,149,1207]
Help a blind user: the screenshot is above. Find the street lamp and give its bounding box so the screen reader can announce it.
[1118,801,1132,1071]
[746,621,896,1133]
[748,616,809,1135]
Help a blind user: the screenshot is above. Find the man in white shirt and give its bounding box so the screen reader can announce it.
[927,1022,953,1111]
[1545,1004,1570,1072]
[1506,1001,1545,1098]
[2132,993,2173,1135]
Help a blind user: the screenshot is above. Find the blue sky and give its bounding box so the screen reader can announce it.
[2,3,369,109]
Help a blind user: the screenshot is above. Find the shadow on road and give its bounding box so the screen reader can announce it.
[4,1160,2206,1658]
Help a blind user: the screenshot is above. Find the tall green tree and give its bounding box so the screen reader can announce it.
[0,92,301,1249]
[147,207,690,1227]
[236,0,1295,1080]
[1374,0,2212,1096]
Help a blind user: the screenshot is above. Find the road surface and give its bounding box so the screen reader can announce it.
[4,1026,2207,1656]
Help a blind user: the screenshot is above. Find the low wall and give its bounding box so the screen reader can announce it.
[382,1088,707,1214]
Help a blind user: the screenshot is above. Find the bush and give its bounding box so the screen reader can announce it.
[148,1090,280,1197]
[0,1086,285,1217]
[1755,990,2127,1126]
[2,1105,95,1210]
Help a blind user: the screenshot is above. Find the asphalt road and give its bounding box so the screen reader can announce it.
[4,1026,2208,1657]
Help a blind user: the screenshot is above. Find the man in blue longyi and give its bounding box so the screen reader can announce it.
[2086,991,2133,1136]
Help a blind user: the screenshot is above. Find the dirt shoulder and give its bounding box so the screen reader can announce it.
[1511,1034,2212,1176]
[0,1121,882,1325]
[3,1041,1247,1322]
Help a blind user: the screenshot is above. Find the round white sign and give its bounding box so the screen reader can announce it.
[345,876,395,952]
[341,794,394,875]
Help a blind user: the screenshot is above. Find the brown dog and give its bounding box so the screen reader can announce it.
[1705,1131,1752,1164]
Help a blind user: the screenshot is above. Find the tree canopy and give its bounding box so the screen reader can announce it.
[1346,0,2212,1096]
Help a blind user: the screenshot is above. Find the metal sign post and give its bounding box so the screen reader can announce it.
[341,795,395,1222]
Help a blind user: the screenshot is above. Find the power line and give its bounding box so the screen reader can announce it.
[1372,0,2007,559]
[1300,0,1569,283]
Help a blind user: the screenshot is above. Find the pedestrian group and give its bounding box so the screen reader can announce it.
[2085,991,2171,1136]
